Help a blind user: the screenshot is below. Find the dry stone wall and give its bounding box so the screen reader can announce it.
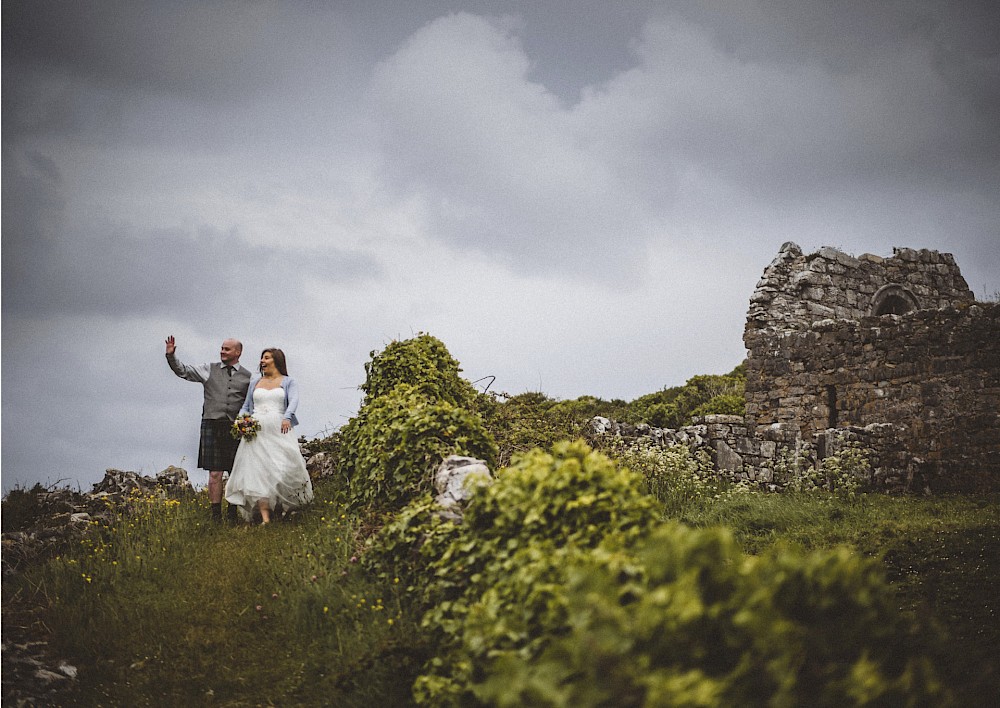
[588,415,909,491]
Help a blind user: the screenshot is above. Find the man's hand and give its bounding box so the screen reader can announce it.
[165,335,176,355]
[281,419,292,434]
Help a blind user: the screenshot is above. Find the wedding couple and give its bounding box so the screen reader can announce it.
[165,336,313,524]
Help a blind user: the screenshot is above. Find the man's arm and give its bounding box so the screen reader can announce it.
[165,335,211,383]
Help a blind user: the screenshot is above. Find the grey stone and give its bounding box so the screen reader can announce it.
[434,456,493,519]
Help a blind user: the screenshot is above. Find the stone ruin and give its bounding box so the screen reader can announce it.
[593,242,1000,492]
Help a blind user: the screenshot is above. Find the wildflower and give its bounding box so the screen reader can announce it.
[272,593,279,599]
[255,605,263,612]
[323,606,329,614]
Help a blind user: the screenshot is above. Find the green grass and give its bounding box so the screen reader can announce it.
[4,484,426,707]
[4,482,998,706]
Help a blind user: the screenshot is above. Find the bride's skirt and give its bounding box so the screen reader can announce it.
[225,411,313,519]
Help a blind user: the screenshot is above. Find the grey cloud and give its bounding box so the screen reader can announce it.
[657,1,1000,171]
[4,1,292,98]
[2,150,382,320]
[369,12,651,280]
[2,0,368,146]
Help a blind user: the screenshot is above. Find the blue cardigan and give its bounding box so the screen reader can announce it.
[239,374,300,427]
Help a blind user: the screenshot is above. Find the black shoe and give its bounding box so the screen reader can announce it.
[226,505,239,524]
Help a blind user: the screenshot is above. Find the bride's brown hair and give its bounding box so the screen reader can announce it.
[260,348,288,376]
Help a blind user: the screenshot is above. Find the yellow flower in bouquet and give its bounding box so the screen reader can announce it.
[231,413,261,441]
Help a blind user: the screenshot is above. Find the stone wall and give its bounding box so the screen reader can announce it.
[747,241,974,331]
[745,243,999,491]
[588,415,914,491]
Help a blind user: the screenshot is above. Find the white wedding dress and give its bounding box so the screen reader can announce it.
[225,387,313,520]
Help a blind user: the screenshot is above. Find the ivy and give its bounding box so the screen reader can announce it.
[474,525,946,707]
[360,333,479,408]
[339,335,497,513]
[397,441,660,704]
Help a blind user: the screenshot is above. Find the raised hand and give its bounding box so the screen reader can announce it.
[165,335,176,355]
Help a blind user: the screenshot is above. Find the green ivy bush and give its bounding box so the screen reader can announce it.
[365,441,943,706]
[340,384,497,512]
[404,441,661,704]
[360,493,461,589]
[360,333,480,408]
[472,523,947,707]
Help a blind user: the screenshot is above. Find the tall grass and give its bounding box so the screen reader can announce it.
[5,483,425,706]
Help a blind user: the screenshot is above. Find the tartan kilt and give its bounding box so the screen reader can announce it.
[198,419,240,472]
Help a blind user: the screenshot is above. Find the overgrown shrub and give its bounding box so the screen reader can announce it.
[689,392,746,419]
[400,441,661,704]
[479,391,584,468]
[360,333,479,408]
[472,523,948,707]
[340,384,496,512]
[2,484,54,533]
[625,365,746,428]
[360,493,461,589]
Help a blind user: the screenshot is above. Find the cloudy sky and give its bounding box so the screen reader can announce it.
[3,0,998,493]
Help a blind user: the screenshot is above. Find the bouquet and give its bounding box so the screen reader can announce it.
[231,414,261,442]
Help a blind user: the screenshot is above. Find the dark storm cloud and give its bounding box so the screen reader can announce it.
[4,1,293,97]
[1,149,381,320]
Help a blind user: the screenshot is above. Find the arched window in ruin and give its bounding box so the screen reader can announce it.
[870,284,919,317]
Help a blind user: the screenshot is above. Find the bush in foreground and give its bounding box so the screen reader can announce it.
[475,523,947,707]
[366,441,947,706]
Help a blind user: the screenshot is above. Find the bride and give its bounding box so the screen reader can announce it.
[225,348,313,524]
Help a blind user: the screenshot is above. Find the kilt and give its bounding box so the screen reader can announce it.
[198,419,240,472]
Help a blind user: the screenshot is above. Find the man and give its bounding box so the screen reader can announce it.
[165,335,252,522]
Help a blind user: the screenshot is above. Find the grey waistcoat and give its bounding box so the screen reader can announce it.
[204,365,252,421]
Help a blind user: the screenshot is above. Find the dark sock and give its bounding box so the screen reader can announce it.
[226,504,238,521]
[211,503,222,519]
